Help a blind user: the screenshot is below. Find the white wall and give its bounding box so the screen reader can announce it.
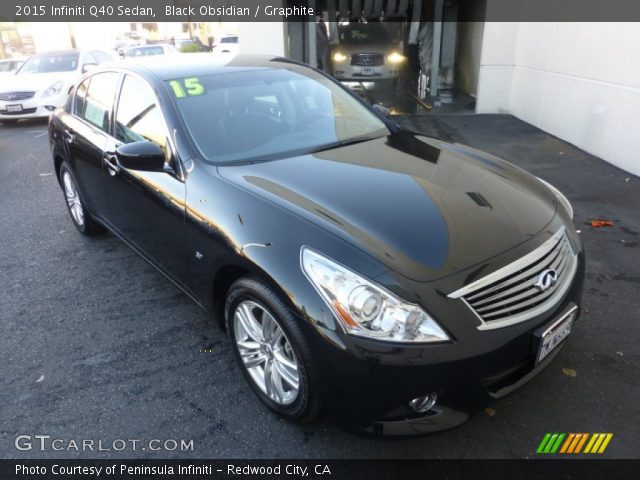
[477,22,640,176]
[237,22,286,56]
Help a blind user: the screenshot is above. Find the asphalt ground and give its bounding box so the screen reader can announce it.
[1,115,638,459]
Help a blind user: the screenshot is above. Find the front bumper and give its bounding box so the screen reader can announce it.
[0,92,67,120]
[333,63,400,82]
[302,246,586,436]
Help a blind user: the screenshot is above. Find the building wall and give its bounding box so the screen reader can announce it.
[237,22,286,56]
[455,22,484,96]
[477,22,640,176]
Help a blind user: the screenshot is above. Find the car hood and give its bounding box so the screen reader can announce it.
[341,43,397,55]
[2,71,78,93]
[218,131,557,282]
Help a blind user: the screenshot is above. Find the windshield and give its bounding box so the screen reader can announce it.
[167,68,388,163]
[339,23,391,44]
[0,61,16,72]
[17,53,79,74]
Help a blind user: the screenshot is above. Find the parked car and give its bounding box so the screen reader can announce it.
[0,49,113,123]
[0,58,25,79]
[331,22,405,88]
[124,44,179,59]
[212,35,240,55]
[49,54,584,435]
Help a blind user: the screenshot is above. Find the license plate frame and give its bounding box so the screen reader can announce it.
[535,305,577,364]
[361,67,374,76]
[6,104,23,113]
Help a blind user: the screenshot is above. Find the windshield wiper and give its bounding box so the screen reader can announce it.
[306,134,383,154]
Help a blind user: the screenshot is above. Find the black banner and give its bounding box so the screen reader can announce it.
[1,459,639,480]
[5,0,640,22]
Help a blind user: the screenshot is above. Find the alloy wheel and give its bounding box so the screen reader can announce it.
[233,300,300,405]
[62,171,84,227]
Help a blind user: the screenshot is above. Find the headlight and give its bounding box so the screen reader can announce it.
[332,52,347,63]
[301,247,450,343]
[387,52,406,64]
[537,177,574,218]
[42,81,64,98]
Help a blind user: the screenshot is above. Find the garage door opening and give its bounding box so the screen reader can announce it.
[287,0,486,115]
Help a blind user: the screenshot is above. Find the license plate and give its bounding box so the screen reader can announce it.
[361,67,373,76]
[536,306,577,363]
[6,104,23,112]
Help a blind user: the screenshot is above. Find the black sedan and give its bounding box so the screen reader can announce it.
[49,54,585,435]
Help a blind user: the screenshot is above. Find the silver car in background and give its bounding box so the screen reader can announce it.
[331,22,405,88]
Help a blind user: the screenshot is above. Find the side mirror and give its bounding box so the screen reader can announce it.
[82,63,98,73]
[116,141,166,171]
[372,103,391,117]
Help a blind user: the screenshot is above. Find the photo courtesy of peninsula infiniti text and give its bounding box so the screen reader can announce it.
[48,53,585,435]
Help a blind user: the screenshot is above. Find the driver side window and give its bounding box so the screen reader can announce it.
[115,75,170,161]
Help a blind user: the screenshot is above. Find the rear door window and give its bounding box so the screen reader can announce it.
[80,72,119,133]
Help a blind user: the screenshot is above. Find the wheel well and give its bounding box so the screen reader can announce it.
[211,264,252,328]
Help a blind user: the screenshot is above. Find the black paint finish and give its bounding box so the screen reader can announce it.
[49,55,585,434]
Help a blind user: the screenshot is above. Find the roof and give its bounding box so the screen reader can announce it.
[119,53,305,81]
[31,49,80,57]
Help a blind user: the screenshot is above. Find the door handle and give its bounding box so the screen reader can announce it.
[103,153,120,176]
[64,130,75,144]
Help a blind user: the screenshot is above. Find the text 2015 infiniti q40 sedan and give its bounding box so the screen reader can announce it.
[49,54,585,435]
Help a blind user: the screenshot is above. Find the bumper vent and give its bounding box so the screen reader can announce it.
[0,91,36,101]
[448,226,578,330]
[350,53,385,66]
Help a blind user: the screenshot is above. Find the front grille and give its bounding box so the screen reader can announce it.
[350,53,384,66]
[448,226,578,330]
[0,91,36,101]
[0,107,37,115]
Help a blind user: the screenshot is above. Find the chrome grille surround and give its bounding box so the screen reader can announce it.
[0,91,36,101]
[350,53,385,66]
[448,226,578,330]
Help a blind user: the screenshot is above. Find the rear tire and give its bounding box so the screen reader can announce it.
[225,276,323,422]
[59,162,104,236]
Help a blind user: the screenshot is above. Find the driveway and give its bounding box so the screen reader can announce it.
[1,115,638,458]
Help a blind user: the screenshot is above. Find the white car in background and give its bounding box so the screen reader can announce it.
[124,44,179,58]
[0,58,25,79]
[0,49,113,123]
[212,35,240,55]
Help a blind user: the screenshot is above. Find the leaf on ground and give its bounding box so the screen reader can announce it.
[590,220,614,228]
[484,407,496,417]
[36,375,44,383]
[562,368,577,377]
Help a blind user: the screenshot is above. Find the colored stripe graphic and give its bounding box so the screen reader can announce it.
[585,433,613,454]
[538,433,613,454]
[536,433,565,453]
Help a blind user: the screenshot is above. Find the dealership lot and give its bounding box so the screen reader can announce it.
[0,115,638,458]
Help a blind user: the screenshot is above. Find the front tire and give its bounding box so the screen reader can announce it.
[225,276,322,422]
[59,162,104,236]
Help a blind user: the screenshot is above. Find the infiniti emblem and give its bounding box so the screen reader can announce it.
[535,269,558,291]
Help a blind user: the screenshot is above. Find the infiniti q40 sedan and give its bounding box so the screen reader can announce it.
[49,54,585,435]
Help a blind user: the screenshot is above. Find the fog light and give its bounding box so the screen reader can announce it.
[409,392,438,413]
